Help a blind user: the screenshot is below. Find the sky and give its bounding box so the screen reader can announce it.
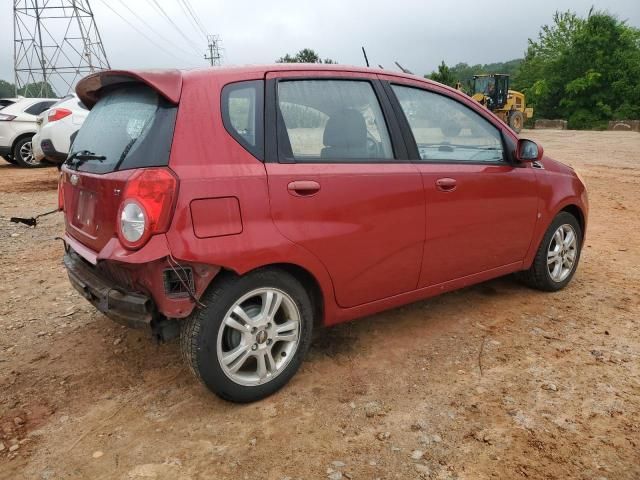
[1,0,639,92]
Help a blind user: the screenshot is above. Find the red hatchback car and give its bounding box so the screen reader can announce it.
[60,65,588,402]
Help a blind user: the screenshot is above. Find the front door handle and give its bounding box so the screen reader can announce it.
[435,177,457,192]
[287,180,321,196]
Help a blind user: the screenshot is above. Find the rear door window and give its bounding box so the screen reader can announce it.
[277,80,394,162]
[69,84,177,173]
[25,101,56,116]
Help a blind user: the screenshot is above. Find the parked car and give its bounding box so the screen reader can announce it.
[33,94,88,164]
[60,66,588,402]
[0,98,19,109]
[0,97,58,167]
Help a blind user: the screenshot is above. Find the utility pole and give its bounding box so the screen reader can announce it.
[13,0,110,98]
[204,34,223,66]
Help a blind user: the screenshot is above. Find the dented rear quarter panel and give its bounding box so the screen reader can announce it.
[163,69,340,324]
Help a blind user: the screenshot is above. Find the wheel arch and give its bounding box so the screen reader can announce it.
[212,262,326,328]
[559,204,585,239]
[523,200,587,270]
[11,131,36,154]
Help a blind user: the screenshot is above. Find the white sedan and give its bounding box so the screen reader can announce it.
[33,94,88,165]
[0,97,58,167]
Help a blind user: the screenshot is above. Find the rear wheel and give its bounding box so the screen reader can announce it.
[180,268,314,402]
[509,111,524,133]
[13,136,44,168]
[518,212,582,291]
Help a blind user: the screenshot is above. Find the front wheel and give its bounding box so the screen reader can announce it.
[180,268,314,402]
[518,212,582,291]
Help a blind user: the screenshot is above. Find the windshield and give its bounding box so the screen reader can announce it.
[69,84,177,173]
[473,77,495,95]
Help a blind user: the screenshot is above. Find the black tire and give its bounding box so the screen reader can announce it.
[13,136,44,168]
[1,155,17,165]
[509,111,524,133]
[517,212,582,291]
[181,268,314,403]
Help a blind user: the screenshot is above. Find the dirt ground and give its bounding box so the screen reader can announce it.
[0,130,639,480]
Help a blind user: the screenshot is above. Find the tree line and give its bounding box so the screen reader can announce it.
[0,79,58,99]
[278,10,639,129]
[427,9,640,129]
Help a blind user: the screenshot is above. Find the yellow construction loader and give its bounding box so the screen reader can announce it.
[470,74,533,133]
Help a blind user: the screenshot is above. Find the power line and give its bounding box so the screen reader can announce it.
[178,0,209,39]
[114,0,202,60]
[175,0,207,40]
[95,0,200,66]
[147,0,202,53]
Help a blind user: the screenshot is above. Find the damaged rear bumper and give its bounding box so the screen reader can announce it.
[63,251,153,328]
[61,234,221,326]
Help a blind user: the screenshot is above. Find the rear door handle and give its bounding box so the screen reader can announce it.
[287,180,321,196]
[435,177,457,192]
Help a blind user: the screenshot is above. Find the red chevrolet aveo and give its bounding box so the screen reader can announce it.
[60,65,588,402]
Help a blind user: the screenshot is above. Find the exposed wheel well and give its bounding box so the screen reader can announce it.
[214,264,325,327]
[560,204,585,238]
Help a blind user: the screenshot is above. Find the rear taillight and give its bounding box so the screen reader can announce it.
[48,108,72,122]
[58,173,65,211]
[117,168,178,250]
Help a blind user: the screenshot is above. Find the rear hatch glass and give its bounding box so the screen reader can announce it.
[68,84,176,174]
[63,84,177,252]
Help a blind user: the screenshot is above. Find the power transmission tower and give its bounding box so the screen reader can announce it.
[13,0,110,98]
[204,34,223,66]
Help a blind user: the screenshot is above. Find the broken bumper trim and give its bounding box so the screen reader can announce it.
[63,250,154,328]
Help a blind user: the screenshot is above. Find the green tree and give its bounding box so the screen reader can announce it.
[18,81,58,98]
[427,61,456,87]
[0,79,15,98]
[426,59,523,92]
[276,48,336,64]
[516,9,640,128]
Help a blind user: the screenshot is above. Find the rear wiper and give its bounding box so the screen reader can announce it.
[66,150,106,164]
[66,150,106,169]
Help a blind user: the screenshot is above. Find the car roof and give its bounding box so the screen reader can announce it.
[13,97,58,104]
[1,97,58,114]
[50,93,86,109]
[76,64,442,108]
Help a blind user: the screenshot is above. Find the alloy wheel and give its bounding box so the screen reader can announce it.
[19,141,37,166]
[216,288,301,386]
[547,224,577,282]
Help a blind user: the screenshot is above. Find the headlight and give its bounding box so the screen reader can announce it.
[120,201,146,243]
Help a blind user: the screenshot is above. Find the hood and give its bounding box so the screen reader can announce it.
[76,69,183,108]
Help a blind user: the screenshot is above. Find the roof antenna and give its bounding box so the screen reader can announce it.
[361,47,370,67]
[394,61,413,75]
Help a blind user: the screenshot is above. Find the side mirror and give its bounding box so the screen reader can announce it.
[516,139,543,162]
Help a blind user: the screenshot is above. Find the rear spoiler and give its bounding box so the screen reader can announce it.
[76,69,183,108]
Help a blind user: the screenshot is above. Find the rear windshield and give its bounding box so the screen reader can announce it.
[68,84,177,173]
